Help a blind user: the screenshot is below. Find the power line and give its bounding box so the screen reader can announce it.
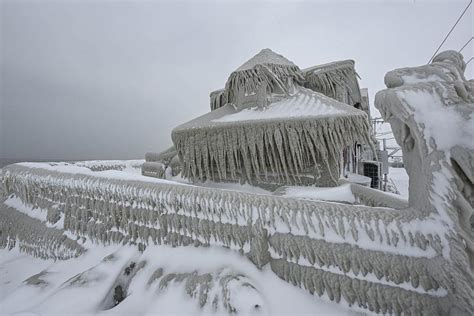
[459,37,474,53]
[428,0,472,64]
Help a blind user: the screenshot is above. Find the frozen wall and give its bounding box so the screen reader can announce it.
[1,163,469,314]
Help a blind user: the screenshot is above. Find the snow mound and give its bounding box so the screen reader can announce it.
[0,245,360,316]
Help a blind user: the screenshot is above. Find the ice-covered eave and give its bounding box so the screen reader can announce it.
[176,106,369,131]
[302,59,357,76]
[172,108,372,186]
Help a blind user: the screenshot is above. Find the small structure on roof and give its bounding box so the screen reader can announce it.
[303,60,362,108]
[166,49,373,188]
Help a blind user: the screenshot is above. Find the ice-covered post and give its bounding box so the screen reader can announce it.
[247,219,271,268]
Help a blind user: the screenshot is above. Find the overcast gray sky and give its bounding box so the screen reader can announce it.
[1,0,472,161]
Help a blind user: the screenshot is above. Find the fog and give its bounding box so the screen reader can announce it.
[1,0,472,161]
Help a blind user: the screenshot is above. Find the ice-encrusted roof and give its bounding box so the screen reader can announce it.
[210,58,364,111]
[302,59,362,107]
[302,59,356,75]
[213,87,349,123]
[235,48,297,72]
[178,87,366,129]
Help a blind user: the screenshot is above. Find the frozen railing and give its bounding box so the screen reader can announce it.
[1,163,465,315]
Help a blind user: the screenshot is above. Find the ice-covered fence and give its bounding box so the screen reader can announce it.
[0,163,466,315]
[73,159,143,172]
[0,196,85,260]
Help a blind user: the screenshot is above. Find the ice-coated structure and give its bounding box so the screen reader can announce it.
[374,50,474,312]
[0,50,473,315]
[171,49,373,187]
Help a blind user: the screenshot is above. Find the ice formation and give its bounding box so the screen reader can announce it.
[154,267,265,314]
[303,59,363,109]
[1,49,473,315]
[172,49,373,187]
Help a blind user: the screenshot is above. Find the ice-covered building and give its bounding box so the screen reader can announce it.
[166,49,374,188]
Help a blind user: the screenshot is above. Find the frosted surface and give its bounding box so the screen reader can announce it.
[214,88,345,122]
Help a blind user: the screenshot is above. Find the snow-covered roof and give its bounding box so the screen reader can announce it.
[213,87,353,123]
[235,48,297,72]
[303,59,362,107]
[210,51,365,112]
[179,87,366,130]
[302,59,356,76]
[222,49,304,107]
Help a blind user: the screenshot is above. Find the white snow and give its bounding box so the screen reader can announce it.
[0,245,363,316]
[396,89,474,151]
[171,175,272,195]
[395,88,472,231]
[389,167,409,199]
[13,162,272,196]
[344,173,372,187]
[214,88,345,122]
[74,159,143,170]
[17,162,186,186]
[4,196,49,223]
[0,248,54,297]
[280,183,356,204]
[401,74,443,84]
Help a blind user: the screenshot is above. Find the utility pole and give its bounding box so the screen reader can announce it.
[382,139,388,191]
[371,117,385,138]
[371,117,403,192]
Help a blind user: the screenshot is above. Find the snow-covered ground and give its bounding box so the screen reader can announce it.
[0,245,364,316]
[276,183,356,204]
[0,160,413,315]
[0,161,369,315]
[388,167,409,199]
